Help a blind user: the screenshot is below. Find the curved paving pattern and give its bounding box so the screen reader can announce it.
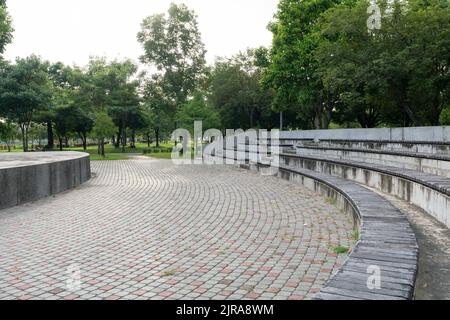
[0,159,354,300]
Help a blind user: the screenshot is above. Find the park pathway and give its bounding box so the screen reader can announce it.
[0,159,353,300]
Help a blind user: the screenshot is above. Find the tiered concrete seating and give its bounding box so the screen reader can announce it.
[204,126,450,299]
[280,139,450,229]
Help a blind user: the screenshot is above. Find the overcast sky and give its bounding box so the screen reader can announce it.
[4,0,278,67]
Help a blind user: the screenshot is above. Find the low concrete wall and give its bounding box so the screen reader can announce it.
[296,147,450,178]
[281,155,450,228]
[280,126,450,143]
[0,152,91,210]
[296,140,450,155]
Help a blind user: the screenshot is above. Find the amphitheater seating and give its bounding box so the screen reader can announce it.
[206,126,450,299]
[278,166,418,300]
[280,142,450,229]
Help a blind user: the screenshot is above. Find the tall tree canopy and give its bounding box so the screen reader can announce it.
[209,49,278,130]
[263,0,341,129]
[0,55,52,151]
[263,0,449,129]
[0,0,13,57]
[138,3,207,108]
[138,3,207,143]
[316,0,450,127]
[176,91,221,134]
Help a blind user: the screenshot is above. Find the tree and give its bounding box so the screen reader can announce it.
[36,62,81,150]
[176,92,221,134]
[0,55,52,151]
[263,0,340,129]
[209,49,277,130]
[0,119,17,152]
[142,76,174,147]
[315,0,450,127]
[440,106,450,125]
[72,107,94,150]
[79,58,141,149]
[314,0,385,128]
[138,3,207,131]
[53,105,93,151]
[105,60,141,149]
[53,107,72,151]
[28,122,46,149]
[92,113,115,157]
[0,0,13,57]
[127,107,147,148]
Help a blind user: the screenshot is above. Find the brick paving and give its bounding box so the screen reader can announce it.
[0,159,353,300]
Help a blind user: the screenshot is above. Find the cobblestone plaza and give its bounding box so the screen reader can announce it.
[0,159,353,300]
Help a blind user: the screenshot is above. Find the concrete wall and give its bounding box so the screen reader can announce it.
[0,152,91,210]
[297,140,450,155]
[280,126,450,143]
[295,147,450,178]
[205,128,450,228]
[281,155,450,228]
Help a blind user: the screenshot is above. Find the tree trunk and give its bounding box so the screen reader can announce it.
[20,124,28,152]
[79,133,87,150]
[59,137,63,151]
[47,120,54,149]
[131,129,136,148]
[147,133,151,147]
[155,128,160,148]
[122,129,126,152]
[115,128,121,148]
[101,139,105,157]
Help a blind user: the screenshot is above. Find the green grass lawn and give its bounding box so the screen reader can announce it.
[0,142,178,160]
[145,153,172,160]
[89,154,131,161]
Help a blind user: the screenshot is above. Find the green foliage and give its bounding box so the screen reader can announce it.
[138,3,207,108]
[142,147,172,154]
[440,106,450,125]
[92,112,116,157]
[176,92,221,134]
[263,0,341,129]
[138,3,207,143]
[92,112,116,140]
[0,55,52,151]
[53,106,93,150]
[0,0,13,56]
[0,119,17,151]
[89,153,130,161]
[28,122,46,147]
[141,75,177,147]
[332,245,350,254]
[209,49,278,130]
[351,229,360,243]
[264,0,450,129]
[315,0,450,127]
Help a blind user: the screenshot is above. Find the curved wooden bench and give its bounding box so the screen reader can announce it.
[277,166,418,300]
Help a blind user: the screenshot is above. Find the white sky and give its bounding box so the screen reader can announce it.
[4,0,278,67]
